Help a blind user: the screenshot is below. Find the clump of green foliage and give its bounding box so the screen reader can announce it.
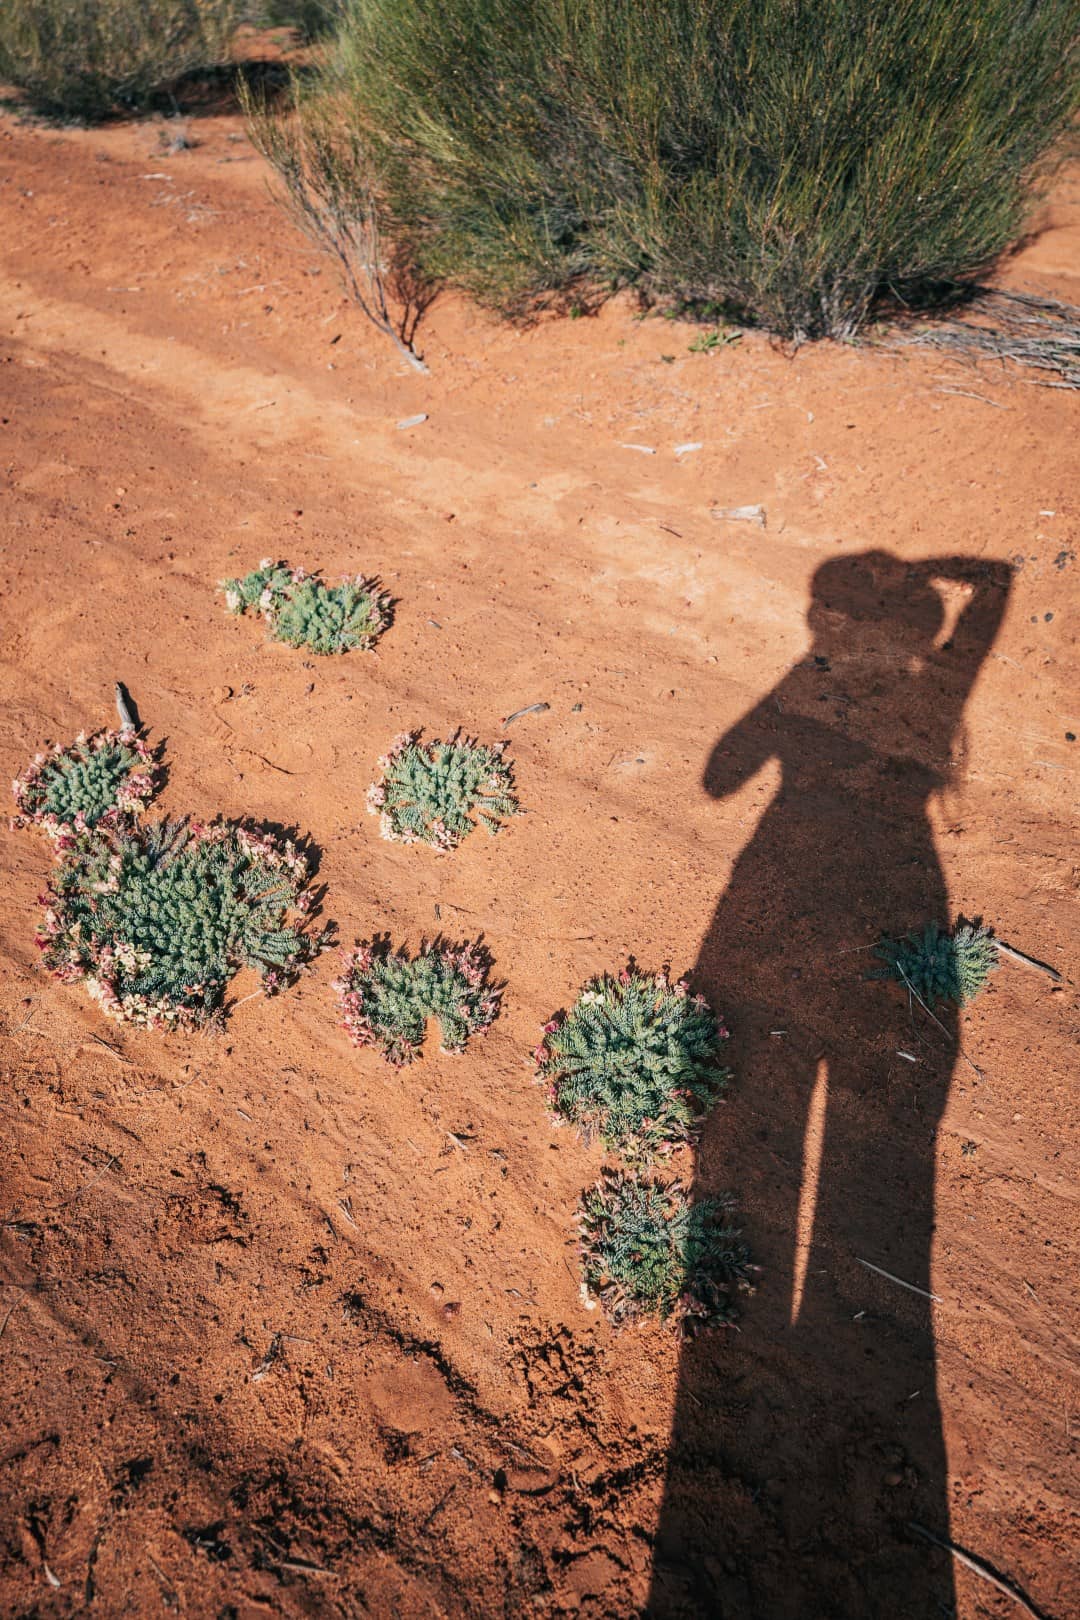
[874,920,998,1008]
[535,968,730,1160]
[222,559,392,655]
[578,1169,755,1332]
[38,818,317,1028]
[12,728,157,841]
[0,0,241,121]
[367,731,518,851]
[334,937,499,1064]
[256,0,344,42]
[300,0,1079,338]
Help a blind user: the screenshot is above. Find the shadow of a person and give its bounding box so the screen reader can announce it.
[647,550,1012,1619]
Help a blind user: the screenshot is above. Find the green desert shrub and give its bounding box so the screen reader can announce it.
[222,558,392,654]
[874,920,998,1008]
[12,727,157,841]
[367,732,519,851]
[255,0,344,40]
[535,968,730,1160]
[0,0,243,121]
[578,1169,755,1331]
[38,818,317,1028]
[334,937,499,1063]
[300,0,1080,337]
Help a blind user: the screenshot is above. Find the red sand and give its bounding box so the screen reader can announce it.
[0,105,1077,1618]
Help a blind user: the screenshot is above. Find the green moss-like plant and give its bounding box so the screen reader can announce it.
[38,818,317,1029]
[578,1169,755,1332]
[535,968,730,1159]
[12,727,157,841]
[222,558,392,655]
[334,938,499,1064]
[874,920,998,1008]
[367,731,519,851]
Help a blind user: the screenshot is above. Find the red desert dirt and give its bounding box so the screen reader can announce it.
[0,106,1077,1619]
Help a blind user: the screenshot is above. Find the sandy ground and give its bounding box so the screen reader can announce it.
[0,100,1077,1619]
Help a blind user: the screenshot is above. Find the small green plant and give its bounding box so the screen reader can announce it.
[578,1169,755,1332]
[12,728,157,842]
[334,937,499,1064]
[222,559,392,655]
[535,968,730,1159]
[38,818,317,1029]
[687,328,740,354]
[874,920,998,1008]
[0,0,241,121]
[367,732,519,851]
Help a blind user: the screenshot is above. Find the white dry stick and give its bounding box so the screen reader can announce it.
[115,683,136,729]
[907,1523,1049,1620]
[857,1257,941,1304]
[791,1059,828,1326]
[996,941,1063,982]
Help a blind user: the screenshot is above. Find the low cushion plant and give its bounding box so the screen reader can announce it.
[38,818,317,1029]
[12,727,157,842]
[535,968,730,1160]
[367,731,519,851]
[334,937,499,1064]
[578,1169,755,1332]
[222,558,392,655]
[874,920,998,1008]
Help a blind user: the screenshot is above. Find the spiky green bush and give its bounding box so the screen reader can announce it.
[578,1169,754,1332]
[0,0,241,121]
[222,559,392,655]
[301,0,1080,338]
[12,728,157,841]
[874,920,998,1008]
[38,818,317,1028]
[535,968,730,1160]
[367,732,518,851]
[334,937,499,1064]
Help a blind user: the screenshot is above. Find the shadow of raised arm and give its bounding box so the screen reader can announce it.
[703,697,783,800]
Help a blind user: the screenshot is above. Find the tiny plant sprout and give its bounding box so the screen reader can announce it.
[334,938,500,1064]
[221,558,392,654]
[12,727,157,841]
[535,967,731,1160]
[367,732,519,851]
[874,920,998,1008]
[577,1169,755,1332]
[38,818,319,1029]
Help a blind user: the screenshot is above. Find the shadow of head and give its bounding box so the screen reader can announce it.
[809,550,944,641]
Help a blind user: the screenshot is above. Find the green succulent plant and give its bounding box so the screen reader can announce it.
[367,731,519,851]
[38,818,317,1028]
[334,938,499,1064]
[535,968,730,1159]
[874,920,998,1008]
[12,727,157,839]
[578,1169,755,1331]
[221,558,392,654]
